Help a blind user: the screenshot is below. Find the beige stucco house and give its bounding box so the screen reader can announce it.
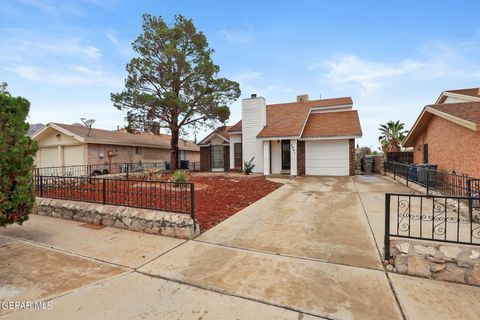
[32,122,200,168]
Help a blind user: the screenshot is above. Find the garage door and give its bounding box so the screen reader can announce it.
[39,147,59,167]
[305,140,349,176]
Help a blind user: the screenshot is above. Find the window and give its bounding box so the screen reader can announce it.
[135,147,142,155]
[178,150,186,161]
[211,145,224,169]
[234,143,242,168]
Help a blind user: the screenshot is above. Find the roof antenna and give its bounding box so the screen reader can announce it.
[80,117,96,137]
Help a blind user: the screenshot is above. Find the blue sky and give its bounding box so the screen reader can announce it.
[2,0,480,149]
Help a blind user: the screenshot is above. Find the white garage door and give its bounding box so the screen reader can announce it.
[305,140,349,176]
[39,147,59,167]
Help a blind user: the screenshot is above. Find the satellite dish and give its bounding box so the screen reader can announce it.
[80,118,96,136]
[84,119,95,127]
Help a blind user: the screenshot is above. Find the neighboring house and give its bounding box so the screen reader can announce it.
[198,94,362,176]
[32,122,200,168]
[28,123,45,137]
[403,87,480,177]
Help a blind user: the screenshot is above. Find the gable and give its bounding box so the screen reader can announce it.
[33,126,83,147]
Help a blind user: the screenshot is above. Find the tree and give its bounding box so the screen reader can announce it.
[112,14,241,170]
[0,84,38,227]
[378,120,408,152]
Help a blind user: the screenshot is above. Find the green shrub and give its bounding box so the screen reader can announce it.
[171,170,189,183]
[243,157,255,175]
[0,87,38,227]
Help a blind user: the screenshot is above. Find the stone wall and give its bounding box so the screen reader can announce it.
[373,155,384,174]
[33,197,200,240]
[385,240,480,286]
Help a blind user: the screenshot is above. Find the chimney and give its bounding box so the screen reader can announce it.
[297,94,309,103]
[251,93,257,98]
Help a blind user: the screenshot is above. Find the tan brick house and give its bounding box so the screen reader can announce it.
[198,94,362,176]
[403,88,480,177]
[32,122,199,168]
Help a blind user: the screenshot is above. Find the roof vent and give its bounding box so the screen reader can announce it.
[251,93,257,98]
[297,94,309,103]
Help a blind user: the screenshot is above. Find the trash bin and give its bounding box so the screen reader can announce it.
[417,164,437,187]
[180,160,189,170]
[408,164,418,181]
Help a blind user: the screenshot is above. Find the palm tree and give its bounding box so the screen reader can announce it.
[378,120,409,152]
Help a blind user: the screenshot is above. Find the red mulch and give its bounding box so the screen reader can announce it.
[190,176,281,231]
[38,175,282,232]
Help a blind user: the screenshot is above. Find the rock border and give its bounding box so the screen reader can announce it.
[33,197,200,240]
[385,240,480,286]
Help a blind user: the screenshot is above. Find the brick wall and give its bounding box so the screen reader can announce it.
[200,146,211,171]
[349,139,355,176]
[297,140,305,175]
[412,115,480,177]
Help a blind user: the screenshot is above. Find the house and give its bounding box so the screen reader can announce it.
[198,94,362,176]
[32,122,200,168]
[403,87,480,177]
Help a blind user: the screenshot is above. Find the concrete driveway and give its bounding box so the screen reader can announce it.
[2,175,480,319]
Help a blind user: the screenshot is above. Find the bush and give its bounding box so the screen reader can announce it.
[243,157,255,175]
[143,168,162,180]
[171,170,189,183]
[0,88,38,227]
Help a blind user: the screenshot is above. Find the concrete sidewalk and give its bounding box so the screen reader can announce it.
[2,176,480,319]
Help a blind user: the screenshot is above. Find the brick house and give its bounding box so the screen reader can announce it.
[198,94,362,176]
[32,122,199,168]
[403,88,480,177]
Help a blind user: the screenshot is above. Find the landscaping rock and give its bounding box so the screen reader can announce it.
[427,256,446,264]
[434,263,465,283]
[469,250,480,260]
[386,264,395,272]
[414,245,436,256]
[439,246,462,259]
[467,265,480,286]
[395,243,410,254]
[394,255,408,274]
[407,255,431,277]
[430,262,447,273]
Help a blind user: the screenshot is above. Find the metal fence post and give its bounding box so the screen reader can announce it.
[467,178,473,215]
[39,175,44,197]
[102,178,106,204]
[190,183,196,231]
[393,163,396,180]
[426,169,429,196]
[406,165,409,187]
[384,194,391,259]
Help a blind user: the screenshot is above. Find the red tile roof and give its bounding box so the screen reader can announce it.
[53,123,199,151]
[257,97,353,138]
[301,111,362,138]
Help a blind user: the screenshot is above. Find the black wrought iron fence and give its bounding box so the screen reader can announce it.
[384,161,479,198]
[34,175,195,217]
[34,161,201,177]
[385,193,480,258]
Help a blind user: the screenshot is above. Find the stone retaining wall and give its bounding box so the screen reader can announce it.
[33,197,200,239]
[385,240,480,286]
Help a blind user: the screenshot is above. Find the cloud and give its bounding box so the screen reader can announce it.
[312,40,480,96]
[5,64,121,86]
[219,28,252,44]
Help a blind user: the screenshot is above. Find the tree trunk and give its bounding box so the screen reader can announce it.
[170,127,179,171]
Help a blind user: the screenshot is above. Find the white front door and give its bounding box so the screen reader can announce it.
[305,140,349,176]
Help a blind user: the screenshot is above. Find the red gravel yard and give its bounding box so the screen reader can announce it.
[37,174,282,232]
[191,176,282,231]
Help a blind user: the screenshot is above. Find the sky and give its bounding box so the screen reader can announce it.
[2,0,480,149]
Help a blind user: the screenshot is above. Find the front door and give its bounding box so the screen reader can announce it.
[282,140,291,170]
